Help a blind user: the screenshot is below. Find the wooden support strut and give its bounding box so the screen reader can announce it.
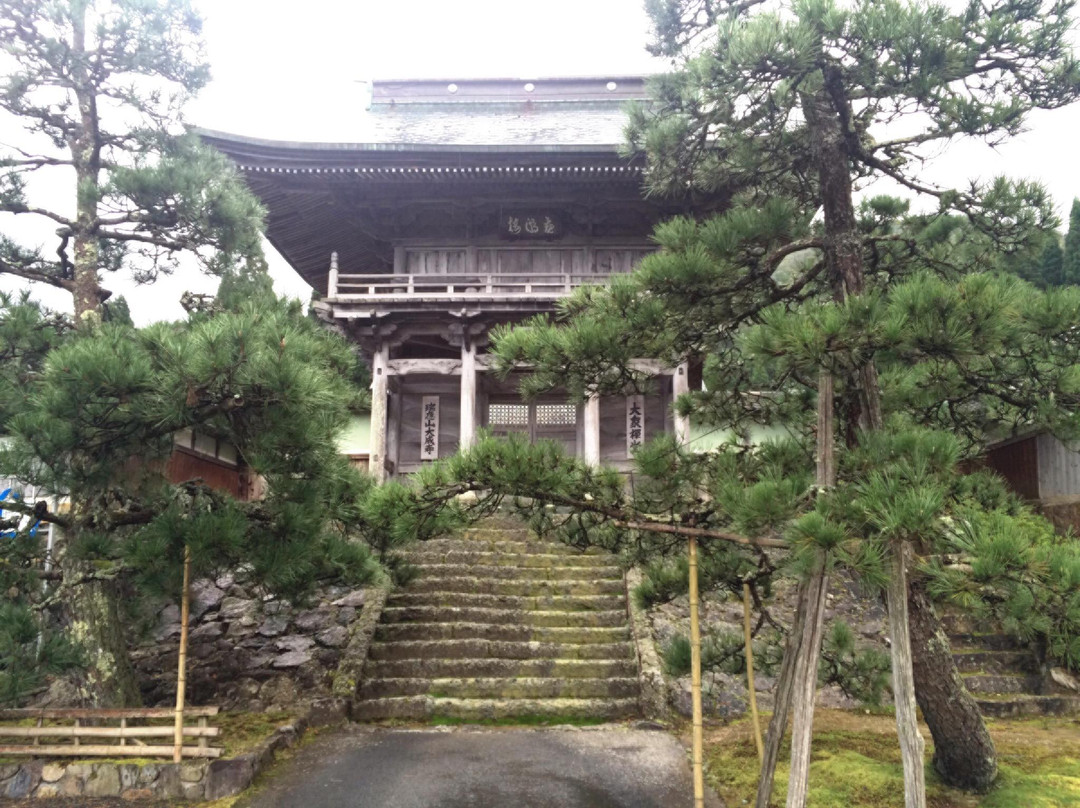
[689,536,705,808]
[173,543,191,764]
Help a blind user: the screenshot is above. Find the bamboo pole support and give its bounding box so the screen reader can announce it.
[743,582,764,763]
[689,536,705,808]
[173,544,191,764]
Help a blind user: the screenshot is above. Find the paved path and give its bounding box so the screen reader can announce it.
[237,724,723,808]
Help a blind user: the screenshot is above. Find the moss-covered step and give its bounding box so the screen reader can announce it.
[385,592,626,611]
[364,656,638,681]
[378,606,629,628]
[407,563,623,582]
[352,695,639,722]
[367,638,635,662]
[375,622,630,644]
[359,676,641,700]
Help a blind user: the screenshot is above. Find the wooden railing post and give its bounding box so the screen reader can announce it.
[328,252,339,298]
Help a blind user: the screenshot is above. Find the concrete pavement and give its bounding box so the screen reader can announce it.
[236,724,723,808]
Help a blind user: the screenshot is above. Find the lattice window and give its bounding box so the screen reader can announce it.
[536,404,577,427]
[488,403,529,426]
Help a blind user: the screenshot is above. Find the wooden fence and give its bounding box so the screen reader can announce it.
[0,706,221,758]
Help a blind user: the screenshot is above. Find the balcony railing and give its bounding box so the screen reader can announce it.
[330,272,612,299]
[325,245,655,301]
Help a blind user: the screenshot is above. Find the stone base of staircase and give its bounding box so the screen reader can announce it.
[353,518,642,722]
[943,613,1080,717]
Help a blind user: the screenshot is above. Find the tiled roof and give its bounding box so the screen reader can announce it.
[357,77,649,148]
[358,102,635,147]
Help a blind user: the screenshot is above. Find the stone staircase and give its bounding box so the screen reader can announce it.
[943,613,1080,717]
[353,517,642,722]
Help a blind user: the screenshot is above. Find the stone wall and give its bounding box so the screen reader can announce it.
[2,759,212,801]
[646,571,891,718]
[132,570,378,711]
[0,702,346,801]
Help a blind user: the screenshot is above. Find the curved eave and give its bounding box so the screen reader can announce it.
[195,127,643,168]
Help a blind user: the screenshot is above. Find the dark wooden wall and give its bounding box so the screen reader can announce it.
[983,435,1041,501]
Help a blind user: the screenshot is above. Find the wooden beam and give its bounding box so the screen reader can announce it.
[0,744,222,758]
[387,358,463,376]
[0,707,219,720]
[0,726,220,739]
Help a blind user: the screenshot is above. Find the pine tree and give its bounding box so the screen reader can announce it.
[0,277,459,705]
[1040,240,1065,287]
[0,1,456,706]
[1064,199,1080,285]
[0,0,265,326]
[410,2,1080,805]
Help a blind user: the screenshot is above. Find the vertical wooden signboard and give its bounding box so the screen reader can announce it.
[626,395,645,454]
[421,396,440,460]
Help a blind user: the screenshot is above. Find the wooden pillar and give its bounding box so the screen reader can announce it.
[460,341,478,451]
[584,393,601,466]
[673,362,690,445]
[328,252,339,298]
[370,343,389,483]
[387,381,402,475]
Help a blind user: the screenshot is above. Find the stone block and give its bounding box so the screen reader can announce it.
[191,620,225,640]
[155,765,182,799]
[273,649,312,668]
[182,779,206,800]
[118,764,140,790]
[180,763,205,782]
[36,783,60,798]
[294,608,332,632]
[316,625,350,648]
[40,763,65,783]
[220,596,257,622]
[191,580,226,619]
[84,764,121,798]
[337,605,357,625]
[122,787,154,800]
[259,614,290,637]
[205,754,256,800]
[4,767,33,800]
[57,771,84,796]
[137,763,161,785]
[276,634,315,652]
[333,590,366,608]
[306,697,348,726]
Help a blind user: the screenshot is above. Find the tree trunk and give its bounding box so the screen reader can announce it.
[67,574,143,707]
[784,555,830,808]
[756,372,836,808]
[802,70,927,808]
[886,542,927,808]
[909,578,998,791]
[754,575,807,808]
[68,1,104,327]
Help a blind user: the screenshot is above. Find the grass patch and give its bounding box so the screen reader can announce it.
[215,711,294,758]
[702,710,1080,808]
[428,714,610,728]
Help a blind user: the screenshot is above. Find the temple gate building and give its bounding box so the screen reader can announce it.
[201,76,719,480]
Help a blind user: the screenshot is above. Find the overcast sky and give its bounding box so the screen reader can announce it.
[3,0,1079,323]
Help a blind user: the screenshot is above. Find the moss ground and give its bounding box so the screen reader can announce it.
[699,709,1080,807]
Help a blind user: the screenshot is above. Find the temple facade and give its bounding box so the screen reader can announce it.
[201,77,718,480]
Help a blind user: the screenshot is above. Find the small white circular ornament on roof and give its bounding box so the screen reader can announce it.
[606,81,618,91]
[447,83,458,94]
[524,82,535,92]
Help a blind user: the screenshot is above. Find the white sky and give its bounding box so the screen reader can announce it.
[3,0,1079,323]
